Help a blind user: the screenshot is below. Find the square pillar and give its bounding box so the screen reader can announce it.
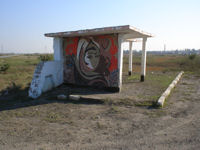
[53,37,64,84]
[128,41,133,76]
[53,37,63,61]
[118,34,125,90]
[141,37,147,82]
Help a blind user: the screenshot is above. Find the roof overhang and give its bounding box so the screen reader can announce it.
[44,25,153,40]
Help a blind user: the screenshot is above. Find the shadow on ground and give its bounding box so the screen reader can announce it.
[0,82,160,112]
[0,83,113,112]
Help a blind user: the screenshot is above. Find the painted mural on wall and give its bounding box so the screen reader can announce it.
[63,34,118,88]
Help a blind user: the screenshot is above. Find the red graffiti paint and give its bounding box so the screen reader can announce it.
[109,55,118,72]
[64,34,119,88]
[65,37,78,55]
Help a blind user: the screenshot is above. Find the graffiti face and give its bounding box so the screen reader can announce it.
[63,34,119,88]
[84,41,100,70]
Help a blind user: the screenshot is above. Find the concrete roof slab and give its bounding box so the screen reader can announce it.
[44,25,153,39]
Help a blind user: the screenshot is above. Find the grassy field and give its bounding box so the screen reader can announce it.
[0,55,39,91]
[123,53,200,73]
[0,54,199,102]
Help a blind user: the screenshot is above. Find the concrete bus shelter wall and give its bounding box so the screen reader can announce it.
[63,34,119,89]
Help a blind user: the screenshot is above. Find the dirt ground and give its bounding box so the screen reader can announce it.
[0,72,200,150]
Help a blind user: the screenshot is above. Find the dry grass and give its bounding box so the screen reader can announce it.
[123,54,200,74]
[0,55,39,91]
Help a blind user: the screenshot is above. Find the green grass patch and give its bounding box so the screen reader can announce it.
[146,72,176,88]
[127,74,139,80]
[134,100,159,108]
[103,98,134,106]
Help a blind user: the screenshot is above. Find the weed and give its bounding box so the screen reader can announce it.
[135,101,153,107]
[188,54,196,60]
[109,105,121,113]
[38,54,53,62]
[91,115,100,120]
[0,60,9,73]
[45,112,61,123]
[44,112,67,123]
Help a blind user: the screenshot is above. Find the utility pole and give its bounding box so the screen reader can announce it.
[164,44,166,52]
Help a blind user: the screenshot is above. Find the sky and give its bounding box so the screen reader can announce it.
[0,0,200,53]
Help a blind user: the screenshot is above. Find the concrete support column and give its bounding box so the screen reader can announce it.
[141,37,147,82]
[53,37,64,84]
[53,37,63,61]
[128,41,133,76]
[118,34,124,90]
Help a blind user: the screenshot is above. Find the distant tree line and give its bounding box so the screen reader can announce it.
[124,49,200,55]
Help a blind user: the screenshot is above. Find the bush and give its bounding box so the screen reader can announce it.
[0,60,9,73]
[38,54,53,62]
[178,55,200,72]
[189,54,196,60]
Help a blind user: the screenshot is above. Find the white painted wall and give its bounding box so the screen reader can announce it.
[29,61,63,99]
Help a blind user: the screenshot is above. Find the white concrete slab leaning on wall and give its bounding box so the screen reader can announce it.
[29,61,63,99]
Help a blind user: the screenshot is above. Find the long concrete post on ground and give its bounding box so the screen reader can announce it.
[141,37,147,82]
[118,34,124,91]
[128,41,133,76]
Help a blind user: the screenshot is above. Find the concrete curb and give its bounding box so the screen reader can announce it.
[157,71,184,107]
